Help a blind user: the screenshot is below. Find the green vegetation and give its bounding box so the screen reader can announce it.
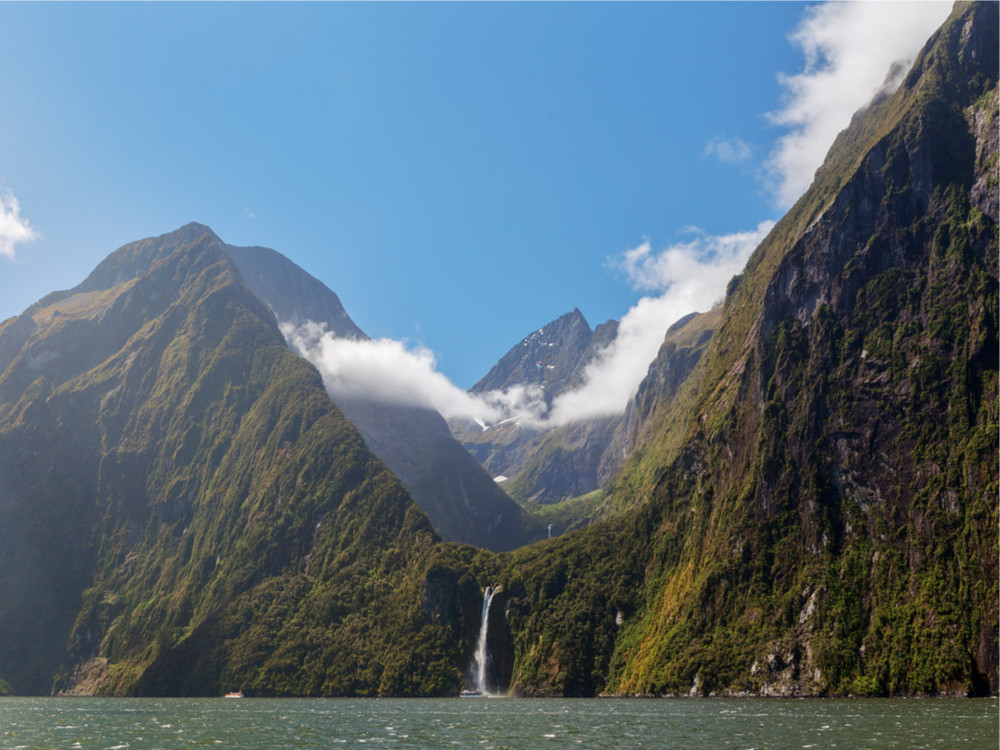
[480,1,998,698]
[0,231,462,696]
[513,489,608,542]
[0,4,994,699]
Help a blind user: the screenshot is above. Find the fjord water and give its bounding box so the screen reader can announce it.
[0,697,995,749]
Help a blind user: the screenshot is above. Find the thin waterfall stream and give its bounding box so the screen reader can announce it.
[471,585,496,695]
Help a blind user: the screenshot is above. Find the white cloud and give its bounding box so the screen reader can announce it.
[280,321,548,426]
[547,221,775,424]
[767,1,951,208]
[0,191,38,260]
[265,3,954,444]
[283,222,775,430]
[617,222,775,293]
[704,135,753,165]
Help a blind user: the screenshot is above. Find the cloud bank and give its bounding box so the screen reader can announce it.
[281,322,548,426]
[283,0,949,432]
[284,222,774,429]
[0,191,38,260]
[547,221,775,424]
[766,1,951,208]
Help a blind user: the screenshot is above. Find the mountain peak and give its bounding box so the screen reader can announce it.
[471,308,597,399]
[72,222,226,296]
[561,306,589,324]
[174,221,219,242]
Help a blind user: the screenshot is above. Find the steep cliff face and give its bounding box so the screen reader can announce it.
[227,243,528,552]
[488,2,998,697]
[0,225,461,696]
[603,307,721,495]
[620,2,999,696]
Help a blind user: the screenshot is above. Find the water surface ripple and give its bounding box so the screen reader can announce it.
[0,697,995,749]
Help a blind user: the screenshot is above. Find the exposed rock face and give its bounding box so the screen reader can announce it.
[490,2,998,698]
[453,310,624,505]
[228,243,527,551]
[451,310,621,506]
[471,308,599,405]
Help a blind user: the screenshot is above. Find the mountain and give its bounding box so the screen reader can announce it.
[600,305,723,510]
[451,305,715,512]
[0,2,994,701]
[0,225,475,695]
[450,310,621,509]
[224,243,366,340]
[469,308,617,404]
[435,1,997,697]
[226,243,528,551]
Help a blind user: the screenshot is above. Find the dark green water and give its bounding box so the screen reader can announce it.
[0,697,995,749]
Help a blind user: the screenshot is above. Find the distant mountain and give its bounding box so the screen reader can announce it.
[227,243,528,551]
[226,243,366,340]
[451,306,713,511]
[0,225,471,695]
[470,308,616,405]
[451,310,616,509]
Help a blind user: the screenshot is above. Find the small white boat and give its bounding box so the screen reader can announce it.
[224,691,244,698]
[459,689,484,698]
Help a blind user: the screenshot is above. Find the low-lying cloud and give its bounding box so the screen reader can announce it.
[283,221,774,430]
[766,1,951,208]
[0,191,38,260]
[281,322,548,426]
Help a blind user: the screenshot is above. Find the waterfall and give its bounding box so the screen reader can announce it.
[473,585,496,694]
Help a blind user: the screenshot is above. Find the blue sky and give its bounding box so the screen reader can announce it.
[0,2,950,394]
